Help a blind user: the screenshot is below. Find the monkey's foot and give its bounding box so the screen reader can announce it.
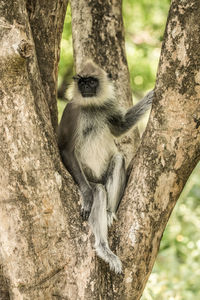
[107,211,117,227]
[80,207,91,220]
[81,201,92,220]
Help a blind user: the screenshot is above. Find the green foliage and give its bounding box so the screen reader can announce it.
[58,1,200,298]
[58,7,73,89]
[123,0,170,95]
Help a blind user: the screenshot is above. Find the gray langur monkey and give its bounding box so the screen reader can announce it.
[58,60,153,273]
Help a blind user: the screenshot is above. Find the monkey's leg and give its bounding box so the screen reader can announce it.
[105,153,126,226]
[89,184,122,273]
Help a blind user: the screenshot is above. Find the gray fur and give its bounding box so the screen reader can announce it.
[89,184,122,273]
[58,60,154,273]
[106,153,126,226]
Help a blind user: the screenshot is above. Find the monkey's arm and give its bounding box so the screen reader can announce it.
[58,103,93,220]
[60,148,93,220]
[108,90,154,137]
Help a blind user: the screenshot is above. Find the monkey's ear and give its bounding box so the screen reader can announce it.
[72,76,78,81]
[108,73,112,79]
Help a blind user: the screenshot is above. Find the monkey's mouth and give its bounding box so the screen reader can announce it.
[82,93,95,97]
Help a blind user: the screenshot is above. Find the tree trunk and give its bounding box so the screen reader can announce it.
[0,1,77,299]
[0,0,200,299]
[0,263,9,300]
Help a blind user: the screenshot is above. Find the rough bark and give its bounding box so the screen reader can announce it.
[0,0,200,299]
[70,0,141,165]
[26,0,69,132]
[0,263,9,300]
[0,1,77,299]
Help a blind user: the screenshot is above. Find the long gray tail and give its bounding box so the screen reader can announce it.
[88,184,122,274]
[95,241,122,273]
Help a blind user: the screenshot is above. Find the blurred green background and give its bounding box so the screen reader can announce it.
[57,1,200,299]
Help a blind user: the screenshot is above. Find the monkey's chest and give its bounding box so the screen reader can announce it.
[76,123,117,181]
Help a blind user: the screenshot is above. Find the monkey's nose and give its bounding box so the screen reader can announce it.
[85,85,90,91]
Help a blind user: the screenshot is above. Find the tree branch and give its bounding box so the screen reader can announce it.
[113,0,200,298]
[0,1,79,298]
[26,0,69,131]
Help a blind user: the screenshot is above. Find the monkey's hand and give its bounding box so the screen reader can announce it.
[80,187,94,220]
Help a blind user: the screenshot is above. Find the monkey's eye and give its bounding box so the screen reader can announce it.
[89,78,98,87]
[90,80,95,86]
[78,79,85,87]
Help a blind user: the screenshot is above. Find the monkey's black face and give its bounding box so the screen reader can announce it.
[74,76,99,97]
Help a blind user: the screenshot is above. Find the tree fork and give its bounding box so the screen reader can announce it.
[0,0,200,299]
